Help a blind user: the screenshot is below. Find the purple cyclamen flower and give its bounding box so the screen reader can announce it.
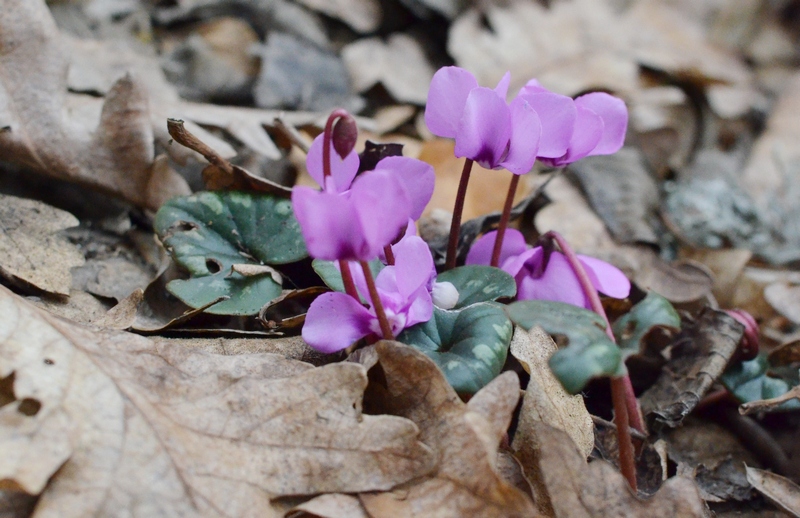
[466,229,630,309]
[303,235,435,353]
[305,133,435,221]
[425,66,546,175]
[519,81,627,167]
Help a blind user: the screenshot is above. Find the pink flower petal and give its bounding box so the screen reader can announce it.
[303,292,373,353]
[376,156,434,220]
[516,251,590,308]
[500,96,541,175]
[554,104,603,166]
[454,87,512,169]
[391,235,434,300]
[306,134,359,193]
[574,92,628,156]
[578,255,630,299]
[517,87,576,158]
[424,66,478,138]
[465,229,528,268]
[501,246,540,278]
[494,71,511,100]
[404,287,434,328]
[292,187,360,260]
[351,170,411,260]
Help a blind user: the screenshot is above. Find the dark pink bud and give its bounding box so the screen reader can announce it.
[332,114,358,159]
[725,309,759,361]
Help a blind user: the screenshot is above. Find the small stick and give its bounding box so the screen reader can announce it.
[445,159,474,270]
[360,261,394,340]
[167,118,234,175]
[490,173,521,267]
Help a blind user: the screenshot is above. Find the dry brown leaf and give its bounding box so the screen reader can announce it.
[449,0,752,107]
[679,249,753,308]
[342,34,435,105]
[358,341,536,518]
[510,326,594,464]
[294,0,380,33]
[0,0,191,211]
[30,289,111,326]
[0,286,434,517]
[0,194,84,297]
[745,466,800,516]
[764,282,800,325]
[288,493,369,518]
[534,423,708,517]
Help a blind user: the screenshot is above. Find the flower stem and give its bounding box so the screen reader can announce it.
[338,260,359,301]
[359,261,394,340]
[491,173,521,267]
[322,109,351,184]
[383,245,395,265]
[445,158,474,270]
[544,230,641,491]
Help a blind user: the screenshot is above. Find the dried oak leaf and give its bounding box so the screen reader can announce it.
[745,466,800,516]
[639,309,743,429]
[534,423,708,517]
[358,341,537,518]
[0,0,190,211]
[0,194,84,297]
[0,286,434,517]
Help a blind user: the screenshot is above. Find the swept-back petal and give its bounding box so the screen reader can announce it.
[500,97,541,175]
[292,187,360,260]
[392,235,434,300]
[303,292,374,352]
[403,287,434,328]
[465,229,528,268]
[376,156,434,220]
[517,87,576,158]
[553,104,603,166]
[516,251,590,308]
[306,134,359,193]
[454,87,511,169]
[494,71,511,100]
[578,255,630,299]
[351,170,411,260]
[501,246,540,278]
[424,66,478,138]
[575,92,628,156]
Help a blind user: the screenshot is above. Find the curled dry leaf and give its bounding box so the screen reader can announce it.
[534,423,708,517]
[294,0,381,33]
[0,286,434,517]
[288,493,369,518]
[745,466,800,517]
[639,309,744,428]
[0,0,190,211]
[0,194,84,297]
[358,342,536,518]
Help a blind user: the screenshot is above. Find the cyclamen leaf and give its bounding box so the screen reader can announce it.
[313,259,384,299]
[612,291,681,356]
[397,303,513,394]
[720,354,800,412]
[505,300,624,394]
[435,265,516,309]
[155,191,307,315]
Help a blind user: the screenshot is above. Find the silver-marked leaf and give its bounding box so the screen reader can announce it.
[720,354,800,412]
[612,291,681,356]
[435,265,516,309]
[154,191,307,315]
[397,303,513,394]
[505,300,624,394]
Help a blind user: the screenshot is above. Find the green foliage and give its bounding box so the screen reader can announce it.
[720,353,800,411]
[612,291,681,356]
[434,265,516,309]
[312,258,383,302]
[397,303,513,394]
[154,191,307,315]
[505,300,624,394]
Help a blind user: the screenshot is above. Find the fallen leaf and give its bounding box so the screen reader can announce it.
[288,493,369,518]
[533,423,708,517]
[358,341,536,517]
[0,194,84,297]
[679,248,753,308]
[293,0,381,33]
[764,283,800,325]
[745,466,800,517]
[342,34,435,105]
[0,1,191,211]
[0,286,435,516]
[640,309,744,428]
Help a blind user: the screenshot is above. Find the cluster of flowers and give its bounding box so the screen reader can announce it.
[293,67,631,353]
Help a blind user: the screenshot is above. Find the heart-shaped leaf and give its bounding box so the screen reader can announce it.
[720,353,800,412]
[434,265,516,309]
[612,291,681,356]
[505,300,624,394]
[397,303,513,394]
[313,259,384,300]
[155,191,307,315]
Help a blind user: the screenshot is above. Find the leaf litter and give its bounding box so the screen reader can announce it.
[3,0,800,515]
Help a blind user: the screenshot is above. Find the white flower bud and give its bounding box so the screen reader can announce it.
[432,281,459,310]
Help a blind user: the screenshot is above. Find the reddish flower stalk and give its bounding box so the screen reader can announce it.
[322,109,356,179]
[445,158,474,270]
[490,174,520,267]
[338,260,359,301]
[359,261,394,340]
[383,245,395,266]
[543,230,640,491]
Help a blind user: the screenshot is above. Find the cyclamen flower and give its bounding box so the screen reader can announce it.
[466,229,630,309]
[425,67,545,175]
[519,81,628,167]
[303,235,435,353]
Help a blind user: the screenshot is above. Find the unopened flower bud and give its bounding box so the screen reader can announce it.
[331,112,358,159]
[432,281,459,310]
